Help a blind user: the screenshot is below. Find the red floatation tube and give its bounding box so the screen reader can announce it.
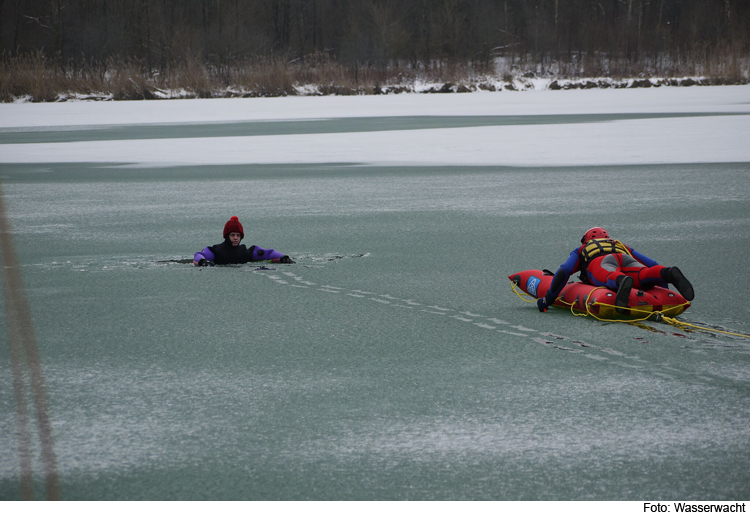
[509,269,691,321]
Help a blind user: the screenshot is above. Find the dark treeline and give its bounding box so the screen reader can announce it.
[3,1,748,68]
[1,1,748,100]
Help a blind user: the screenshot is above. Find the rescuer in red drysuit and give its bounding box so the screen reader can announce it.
[537,227,694,313]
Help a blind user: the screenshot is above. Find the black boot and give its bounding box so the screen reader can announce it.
[662,267,694,301]
[614,275,633,314]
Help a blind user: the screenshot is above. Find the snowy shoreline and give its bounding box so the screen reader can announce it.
[7,74,745,104]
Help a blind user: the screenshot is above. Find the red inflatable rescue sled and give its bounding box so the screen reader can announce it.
[509,269,690,320]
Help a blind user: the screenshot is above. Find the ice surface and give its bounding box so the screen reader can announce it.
[1,87,749,501]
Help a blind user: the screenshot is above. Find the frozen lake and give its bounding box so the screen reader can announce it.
[1,87,750,500]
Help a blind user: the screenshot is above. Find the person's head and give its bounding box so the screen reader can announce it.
[581,227,609,244]
[223,216,244,246]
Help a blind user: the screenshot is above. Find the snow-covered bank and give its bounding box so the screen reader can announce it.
[1,85,749,168]
[6,74,741,104]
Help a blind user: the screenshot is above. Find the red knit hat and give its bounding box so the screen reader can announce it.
[223,216,244,239]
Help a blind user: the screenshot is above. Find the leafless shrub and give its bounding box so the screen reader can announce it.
[168,56,213,97]
[105,57,154,100]
[0,52,58,102]
[227,56,296,96]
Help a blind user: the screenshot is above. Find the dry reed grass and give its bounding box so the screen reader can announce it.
[1,50,747,103]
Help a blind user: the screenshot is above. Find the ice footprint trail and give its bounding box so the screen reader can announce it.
[257,268,719,381]
[53,257,744,385]
[285,269,739,385]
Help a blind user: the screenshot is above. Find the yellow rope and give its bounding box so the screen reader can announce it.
[509,280,750,339]
[581,286,670,323]
[552,287,643,322]
[657,316,750,338]
[510,281,537,303]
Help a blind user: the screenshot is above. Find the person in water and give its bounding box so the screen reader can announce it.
[193,216,294,266]
[537,227,694,313]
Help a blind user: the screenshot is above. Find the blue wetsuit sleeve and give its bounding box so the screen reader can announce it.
[546,248,581,302]
[629,247,659,267]
[194,246,215,263]
[560,248,582,275]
